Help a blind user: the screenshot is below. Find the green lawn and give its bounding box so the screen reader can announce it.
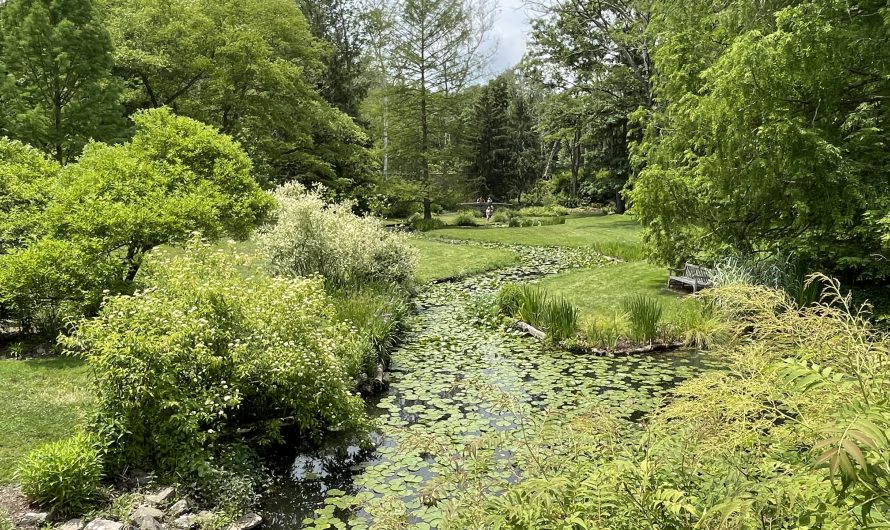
[430,214,642,251]
[535,261,684,322]
[0,357,94,482]
[411,239,518,283]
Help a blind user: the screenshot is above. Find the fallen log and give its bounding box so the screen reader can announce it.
[514,320,546,340]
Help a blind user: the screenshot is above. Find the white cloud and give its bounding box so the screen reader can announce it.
[483,0,530,77]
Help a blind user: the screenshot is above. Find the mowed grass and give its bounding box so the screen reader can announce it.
[411,239,518,283]
[0,357,94,482]
[431,214,642,251]
[535,261,684,322]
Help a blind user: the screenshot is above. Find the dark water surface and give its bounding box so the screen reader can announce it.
[261,244,722,529]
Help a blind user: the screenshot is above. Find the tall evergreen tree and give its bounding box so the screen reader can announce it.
[0,0,123,164]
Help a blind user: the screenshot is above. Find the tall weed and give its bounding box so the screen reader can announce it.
[621,294,663,343]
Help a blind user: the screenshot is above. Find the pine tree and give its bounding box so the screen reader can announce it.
[0,0,124,163]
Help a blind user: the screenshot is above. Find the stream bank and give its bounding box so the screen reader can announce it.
[261,243,722,529]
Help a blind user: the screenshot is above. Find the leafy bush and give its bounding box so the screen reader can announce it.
[621,294,663,343]
[0,109,273,333]
[259,183,416,288]
[508,217,566,227]
[491,210,512,223]
[17,433,103,514]
[408,213,446,232]
[517,205,568,217]
[454,210,478,226]
[63,245,368,477]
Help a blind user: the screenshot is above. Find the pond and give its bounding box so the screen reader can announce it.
[261,244,722,529]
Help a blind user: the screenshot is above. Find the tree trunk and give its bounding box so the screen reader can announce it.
[423,197,432,219]
[382,93,389,182]
[615,189,626,214]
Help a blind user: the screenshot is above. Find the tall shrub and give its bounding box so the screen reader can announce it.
[62,246,367,476]
[259,183,416,288]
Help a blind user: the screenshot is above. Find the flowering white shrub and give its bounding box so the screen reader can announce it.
[62,244,367,476]
[258,183,416,287]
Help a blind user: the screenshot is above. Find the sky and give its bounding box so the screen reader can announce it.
[486,0,532,75]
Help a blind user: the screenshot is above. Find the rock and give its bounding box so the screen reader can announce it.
[132,515,163,530]
[225,513,262,530]
[84,519,123,530]
[130,506,165,521]
[171,515,196,530]
[21,512,49,526]
[144,487,175,506]
[59,519,85,530]
[167,499,188,518]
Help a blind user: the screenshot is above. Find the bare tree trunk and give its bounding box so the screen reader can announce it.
[383,93,389,182]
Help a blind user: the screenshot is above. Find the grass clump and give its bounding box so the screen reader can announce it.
[495,284,578,342]
[408,213,446,232]
[17,432,103,514]
[621,294,664,343]
[590,241,645,262]
[454,210,479,226]
[582,314,627,351]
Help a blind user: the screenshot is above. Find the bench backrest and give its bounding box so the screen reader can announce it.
[684,263,712,283]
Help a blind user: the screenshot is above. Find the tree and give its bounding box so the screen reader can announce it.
[299,0,371,118]
[526,0,651,210]
[0,0,124,163]
[390,0,494,217]
[0,108,274,330]
[467,71,542,202]
[104,0,374,193]
[632,0,890,282]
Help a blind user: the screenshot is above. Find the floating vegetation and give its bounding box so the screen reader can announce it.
[261,243,722,529]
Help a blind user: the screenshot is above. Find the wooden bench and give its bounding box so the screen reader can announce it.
[667,263,714,293]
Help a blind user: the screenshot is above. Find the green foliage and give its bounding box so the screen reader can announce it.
[408,214,446,232]
[0,0,124,163]
[494,283,525,319]
[670,299,729,349]
[330,283,410,379]
[589,240,645,262]
[105,0,372,190]
[633,0,890,281]
[259,182,416,288]
[542,297,579,342]
[62,245,368,477]
[0,139,58,251]
[496,283,578,341]
[444,279,890,528]
[621,294,663,343]
[17,433,103,514]
[453,211,478,227]
[517,205,568,217]
[507,216,565,227]
[582,314,627,351]
[490,210,513,223]
[0,109,273,332]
